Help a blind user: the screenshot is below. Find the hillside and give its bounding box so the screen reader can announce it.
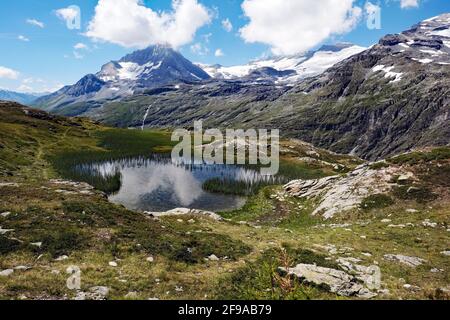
[0,101,449,300]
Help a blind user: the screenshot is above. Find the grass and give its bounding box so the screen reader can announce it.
[202,177,284,196]
[215,246,339,300]
[1,103,449,300]
[49,129,175,193]
[360,194,395,211]
[201,157,333,197]
[388,147,450,165]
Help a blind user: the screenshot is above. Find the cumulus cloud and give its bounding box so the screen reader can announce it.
[26,18,44,28]
[18,35,30,42]
[222,18,233,32]
[0,66,19,79]
[74,43,88,50]
[240,0,362,55]
[215,49,224,57]
[399,0,419,9]
[85,0,211,49]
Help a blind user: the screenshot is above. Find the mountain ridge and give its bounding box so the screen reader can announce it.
[33,13,450,160]
[0,89,46,105]
[196,43,366,83]
[70,13,450,160]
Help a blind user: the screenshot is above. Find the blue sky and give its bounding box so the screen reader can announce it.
[0,0,449,93]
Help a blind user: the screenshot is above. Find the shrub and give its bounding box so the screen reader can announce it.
[360,194,395,211]
[0,235,21,254]
[392,185,437,203]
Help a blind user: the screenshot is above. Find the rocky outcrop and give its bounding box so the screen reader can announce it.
[336,258,381,291]
[280,263,377,298]
[284,164,404,219]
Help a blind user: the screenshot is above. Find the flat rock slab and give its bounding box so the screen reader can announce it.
[0,269,14,277]
[74,286,110,300]
[384,254,427,267]
[145,208,223,221]
[0,183,20,188]
[280,263,377,298]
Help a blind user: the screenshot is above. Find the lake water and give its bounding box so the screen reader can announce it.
[73,155,286,213]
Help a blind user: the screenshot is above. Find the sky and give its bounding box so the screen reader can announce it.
[0,0,449,93]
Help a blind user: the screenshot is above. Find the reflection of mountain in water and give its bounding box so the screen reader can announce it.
[73,156,285,212]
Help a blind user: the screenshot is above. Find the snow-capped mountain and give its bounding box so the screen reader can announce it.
[96,45,210,86]
[196,43,367,83]
[376,13,450,66]
[67,13,449,160]
[34,45,211,111]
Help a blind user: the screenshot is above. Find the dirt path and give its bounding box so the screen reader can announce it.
[35,128,71,180]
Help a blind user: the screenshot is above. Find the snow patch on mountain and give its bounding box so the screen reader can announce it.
[372,65,403,83]
[197,44,366,83]
[413,58,433,64]
[430,28,450,38]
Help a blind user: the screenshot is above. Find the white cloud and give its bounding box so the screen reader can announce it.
[222,18,233,32]
[190,43,209,55]
[74,42,88,50]
[0,66,19,79]
[85,0,211,49]
[240,0,362,55]
[26,18,44,28]
[400,0,419,9]
[56,7,79,24]
[18,35,30,42]
[215,49,224,57]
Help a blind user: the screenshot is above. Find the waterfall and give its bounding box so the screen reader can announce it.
[141,105,151,131]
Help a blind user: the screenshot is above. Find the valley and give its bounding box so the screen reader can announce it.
[0,101,449,300]
[0,10,449,302]
[32,15,450,161]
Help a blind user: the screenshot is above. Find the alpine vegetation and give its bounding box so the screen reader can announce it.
[171,121,280,176]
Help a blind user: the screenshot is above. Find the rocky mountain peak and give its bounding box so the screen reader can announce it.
[119,44,176,65]
[64,74,105,97]
[96,45,210,85]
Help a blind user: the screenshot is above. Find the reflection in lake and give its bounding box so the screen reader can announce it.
[73,156,285,212]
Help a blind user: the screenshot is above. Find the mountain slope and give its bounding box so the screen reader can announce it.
[1,101,450,300]
[80,14,450,160]
[269,13,450,159]
[0,90,44,105]
[33,45,210,112]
